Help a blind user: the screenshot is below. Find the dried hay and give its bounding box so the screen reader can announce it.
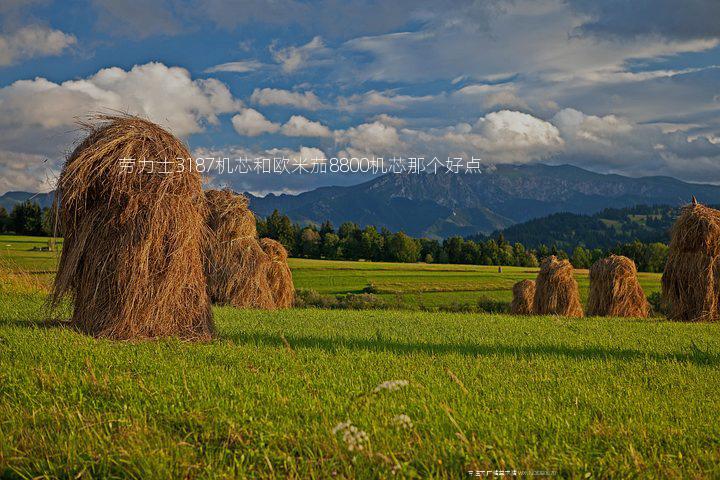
[260,238,295,308]
[510,279,535,315]
[533,256,583,317]
[204,189,275,309]
[51,114,214,340]
[662,201,720,321]
[587,255,649,317]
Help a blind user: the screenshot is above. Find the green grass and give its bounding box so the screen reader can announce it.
[1,289,719,478]
[1,234,716,478]
[0,235,662,310]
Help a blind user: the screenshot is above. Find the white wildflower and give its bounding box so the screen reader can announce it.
[391,414,413,430]
[332,420,369,452]
[373,380,409,393]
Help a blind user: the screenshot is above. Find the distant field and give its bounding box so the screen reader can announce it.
[0,235,662,309]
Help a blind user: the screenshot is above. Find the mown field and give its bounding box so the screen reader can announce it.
[1,235,719,478]
[0,235,663,309]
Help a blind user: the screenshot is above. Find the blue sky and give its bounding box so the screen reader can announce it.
[0,0,719,195]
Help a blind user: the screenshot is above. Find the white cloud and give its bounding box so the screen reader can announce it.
[251,88,325,110]
[335,121,404,156]
[204,60,264,73]
[271,36,327,73]
[0,62,241,147]
[281,115,332,137]
[0,25,76,66]
[231,108,279,136]
[338,89,437,112]
[0,150,56,195]
[553,108,633,146]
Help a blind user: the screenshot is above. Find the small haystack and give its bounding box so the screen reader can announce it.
[587,255,649,317]
[510,279,535,315]
[204,189,275,309]
[533,256,583,317]
[51,115,214,340]
[260,238,295,308]
[662,200,720,321]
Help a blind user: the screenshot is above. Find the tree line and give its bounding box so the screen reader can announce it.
[1,201,669,273]
[0,201,54,236]
[257,210,669,272]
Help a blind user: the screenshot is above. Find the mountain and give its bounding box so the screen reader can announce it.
[0,191,54,212]
[247,164,720,238]
[469,204,683,250]
[5,163,720,239]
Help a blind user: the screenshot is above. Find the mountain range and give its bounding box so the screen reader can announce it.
[246,164,720,238]
[3,163,719,239]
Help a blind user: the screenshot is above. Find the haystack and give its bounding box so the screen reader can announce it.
[204,189,275,309]
[260,238,295,308]
[662,200,720,321]
[510,279,535,315]
[587,255,649,317]
[51,115,214,340]
[533,256,583,317]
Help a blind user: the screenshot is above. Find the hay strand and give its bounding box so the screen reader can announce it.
[510,279,535,315]
[204,189,276,309]
[533,256,583,317]
[51,114,214,340]
[260,238,295,308]
[587,255,649,317]
[662,202,720,321]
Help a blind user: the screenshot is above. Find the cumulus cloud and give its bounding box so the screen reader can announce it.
[231,108,280,136]
[251,88,325,110]
[0,25,76,65]
[281,115,332,137]
[335,121,404,156]
[204,60,264,73]
[0,62,241,158]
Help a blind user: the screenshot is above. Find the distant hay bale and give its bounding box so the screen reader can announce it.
[51,115,214,340]
[662,201,720,321]
[587,255,649,317]
[510,279,535,315]
[533,256,583,317]
[260,238,295,308]
[204,189,275,309]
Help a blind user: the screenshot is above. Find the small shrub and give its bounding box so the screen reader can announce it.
[362,282,380,294]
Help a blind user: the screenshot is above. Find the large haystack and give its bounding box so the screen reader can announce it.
[204,189,275,309]
[533,256,583,317]
[662,200,720,321]
[260,238,295,308]
[510,279,535,315]
[587,255,649,317]
[51,115,214,340]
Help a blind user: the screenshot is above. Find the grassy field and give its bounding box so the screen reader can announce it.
[1,234,718,478]
[1,235,662,309]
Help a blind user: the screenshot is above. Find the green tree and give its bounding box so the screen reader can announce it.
[266,210,296,254]
[321,233,340,259]
[10,201,43,235]
[386,232,420,263]
[360,226,384,261]
[300,227,321,257]
[0,206,8,233]
[571,246,592,269]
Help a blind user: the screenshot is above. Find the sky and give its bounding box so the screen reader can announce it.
[0,0,719,195]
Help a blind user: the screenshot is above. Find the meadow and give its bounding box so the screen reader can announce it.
[1,235,719,478]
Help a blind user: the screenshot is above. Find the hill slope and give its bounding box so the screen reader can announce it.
[247,164,720,237]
